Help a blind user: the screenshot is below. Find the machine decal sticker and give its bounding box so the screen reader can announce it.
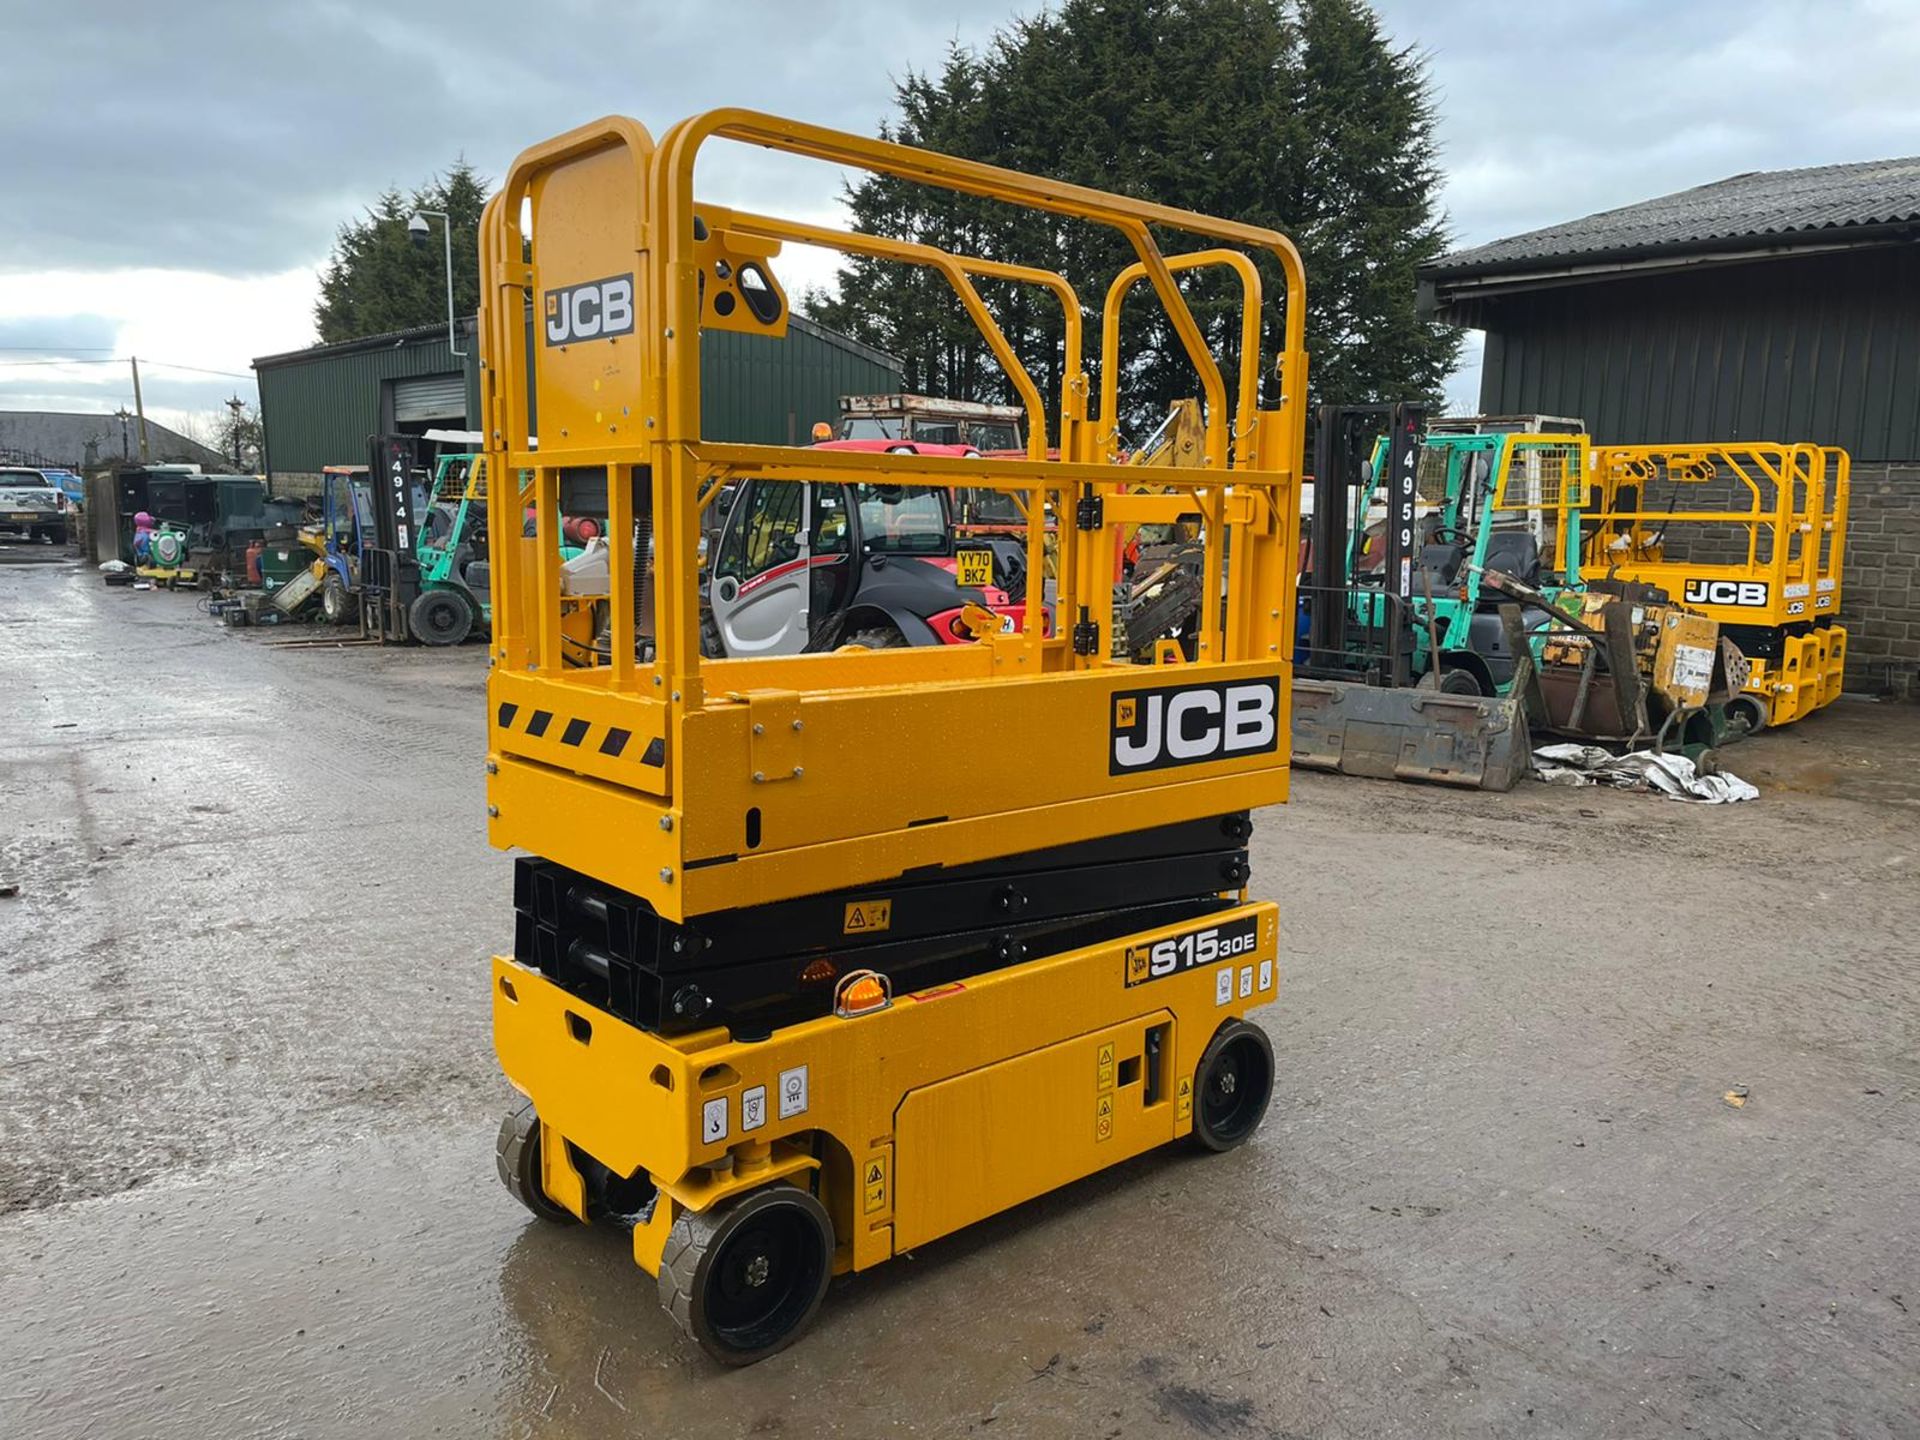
[862,1155,887,1214]
[1258,959,1274,993]
[543,274,636,346]
[843,899,893,935]
[1109,677,1280,775]
[701,1097,728,1144]
[1124,915,1260,988]
[1683,578,1769,608]
[778,1064,810,1120]
[1095,1092,1114,1143]
[1238,966,1254,999]
[740,1085,767,1133]
[1214,970,1234,1005]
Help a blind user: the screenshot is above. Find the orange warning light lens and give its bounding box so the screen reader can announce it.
[842,975,887,1012]
[810,421,833,442]
[799,958,839,984]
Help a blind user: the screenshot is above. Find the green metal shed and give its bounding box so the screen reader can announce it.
[254,313,900,493]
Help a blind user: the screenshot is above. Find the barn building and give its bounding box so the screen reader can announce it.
[1424,157,1920,692]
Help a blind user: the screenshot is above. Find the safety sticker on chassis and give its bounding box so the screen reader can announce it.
[1123,915,1260,988]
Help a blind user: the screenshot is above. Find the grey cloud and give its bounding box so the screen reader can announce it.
[3,0,1015,275]
[0,314,121,354]
[1380,0,1920,249]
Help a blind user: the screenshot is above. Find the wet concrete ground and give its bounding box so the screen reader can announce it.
[2,548,1916,1439]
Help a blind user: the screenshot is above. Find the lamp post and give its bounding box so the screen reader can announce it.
[226,394,247,470]
[408,210,466,358]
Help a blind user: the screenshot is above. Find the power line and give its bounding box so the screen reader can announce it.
[0,355,256,381]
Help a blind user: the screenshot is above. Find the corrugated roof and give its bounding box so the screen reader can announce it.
[1431,155,1920,276]
[253,323,451,370]
[0,411,229,470]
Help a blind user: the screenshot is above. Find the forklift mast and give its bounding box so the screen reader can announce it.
[361,434,424,642]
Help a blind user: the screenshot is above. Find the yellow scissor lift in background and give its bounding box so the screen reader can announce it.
[481,111,1308,1363]
[1584,443,1850,729]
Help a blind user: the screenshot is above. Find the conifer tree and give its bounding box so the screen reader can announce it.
[804,0,1458,444]
[314,161,489,343]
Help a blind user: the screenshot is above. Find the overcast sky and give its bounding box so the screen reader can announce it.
[5,0,1919,434]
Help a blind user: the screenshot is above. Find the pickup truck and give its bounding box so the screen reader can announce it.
[0,467,67,544]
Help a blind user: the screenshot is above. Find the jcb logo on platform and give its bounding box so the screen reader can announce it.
[1110,678,1279,775]
[543,274,636,346]
[1683,578,1769,608]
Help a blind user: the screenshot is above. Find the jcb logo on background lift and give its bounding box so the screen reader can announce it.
[543,274,636,346]
[1684,578,1769,608]
[1110,678,1279,775]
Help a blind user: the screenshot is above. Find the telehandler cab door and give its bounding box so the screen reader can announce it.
[709,479,817,656]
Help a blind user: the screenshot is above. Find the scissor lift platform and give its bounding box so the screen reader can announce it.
[478,109,1309,1362]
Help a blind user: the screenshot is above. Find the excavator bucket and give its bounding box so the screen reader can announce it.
[1290,678,1533,791]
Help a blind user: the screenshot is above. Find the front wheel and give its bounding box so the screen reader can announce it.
[658,1186,834,1366]
[1190,1019,1274,1153]
[410,587,474,646]
[495,1098,578,1225]
[321,573,357,626]
[846,624,906,650]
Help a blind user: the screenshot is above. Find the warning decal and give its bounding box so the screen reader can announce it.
[1176,1076,1193,1124]
[843,899,893,935]
[1095,1091,1114,1143]
[863,1154,888,1214]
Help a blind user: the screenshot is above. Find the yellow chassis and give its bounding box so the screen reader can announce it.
[495,900,1277,1277]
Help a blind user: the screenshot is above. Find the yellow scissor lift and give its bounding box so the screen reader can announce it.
[1584,443,1850,729]
[480,111,1308,1363]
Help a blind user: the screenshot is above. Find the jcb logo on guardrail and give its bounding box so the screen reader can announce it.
[1683,579,1769,608]
[1110,677,1279,775]
[544,274,636,346]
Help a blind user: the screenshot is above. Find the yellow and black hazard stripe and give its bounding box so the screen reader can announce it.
[496,701,665,767]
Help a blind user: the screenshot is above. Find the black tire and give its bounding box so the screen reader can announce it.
[321,573,357,626]
[495,1097,578,1225]
[658,1186,834,1366]
[410,586,474,646]
[1437,664,1487,697]
[1191,1019,1274,1154]
[847,625,907,650]
[1725,694,1768,736]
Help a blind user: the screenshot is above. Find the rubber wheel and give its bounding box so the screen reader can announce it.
[321,573,357,626]
[495,1097,578,1225]
[1438,665,1487,696]
[847,625,906,649]
[410,587,474,646]
[1191,1019,1274,1154]
[658,1186,834,1366]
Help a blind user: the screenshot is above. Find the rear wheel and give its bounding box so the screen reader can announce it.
[410,586,474,646]
[1191,1019,1274,1153]
[495,1098,578,1225]
[1437,663,1488,696]
[659,1186,834,1366]
[321,573,357,626]
[847,624,906,650]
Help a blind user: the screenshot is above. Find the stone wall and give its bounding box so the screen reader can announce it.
[266,471,326,501]
[1841,463,1920,697]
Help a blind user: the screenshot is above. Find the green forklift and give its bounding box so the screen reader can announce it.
[411,450,492,646]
